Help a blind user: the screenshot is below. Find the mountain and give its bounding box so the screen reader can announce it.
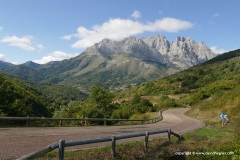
[4,65,45,82]
[83,35,215,69]
[143,36,215,68]
[23,61,41,69]
[119,49,240,97]
[2,61,44,82]
[0,60,14,70]
[3,35,216,92]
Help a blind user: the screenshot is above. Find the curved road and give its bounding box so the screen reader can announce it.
[0,108,204,159]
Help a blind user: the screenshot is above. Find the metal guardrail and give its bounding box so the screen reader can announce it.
[0,109,165,127]
[18,128,183,160]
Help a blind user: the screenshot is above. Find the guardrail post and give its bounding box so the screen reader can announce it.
[144,131,149,150]
[85,117,88,126]
[59,120,62,127]
[111,135,116,158]
[104,118,107,126]
[26,116,29,127]
[59,140,65,160]
[168,128,171,142]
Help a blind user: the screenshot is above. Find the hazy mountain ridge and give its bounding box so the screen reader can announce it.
[1,35,216,91]
[0,60,14,70]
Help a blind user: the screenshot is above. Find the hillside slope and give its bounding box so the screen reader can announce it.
[0,73,50,117]
[117,49,240,123]
[0,72,87,117]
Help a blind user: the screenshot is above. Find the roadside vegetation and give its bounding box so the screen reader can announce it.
[53,86,155,126]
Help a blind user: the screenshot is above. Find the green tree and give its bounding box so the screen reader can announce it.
[157,95,178,108]
[131,94,141,104]
[53,101,82,118]
[81,86,116,119]
[12,99,34,116]
[88,85,114,107]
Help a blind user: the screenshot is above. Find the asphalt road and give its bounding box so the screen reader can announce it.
[0,108,205,159]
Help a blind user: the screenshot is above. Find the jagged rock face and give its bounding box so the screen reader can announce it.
[85,35,216,69]
[195,42,216,63]
[142,35,170,55]
[169,37,199,68]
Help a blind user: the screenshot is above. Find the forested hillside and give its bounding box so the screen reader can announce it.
[0,73,50,117]
[0,73,87,117]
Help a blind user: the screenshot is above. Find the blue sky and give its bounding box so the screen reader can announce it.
[0,0,239,64]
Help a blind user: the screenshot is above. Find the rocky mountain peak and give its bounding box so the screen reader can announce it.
[84,35,215,69]
[171,36,196,48]
[142,35,170,55]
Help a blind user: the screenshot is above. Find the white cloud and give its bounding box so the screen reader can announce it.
[62,34,73,40]
[33,51,79,64]
[213,13,220,17]
[0,54,6,61]
[0,35,43,51]
[0,54,18,64]
[63,17,193,49]
[131,10,141,19]
[10,61,19,65]
[210,46,227,54]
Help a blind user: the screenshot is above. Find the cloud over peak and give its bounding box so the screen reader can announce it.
[63,17,193,49]
[33,51,79,64]
[0,54,6,61]
[210,46,227,54]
